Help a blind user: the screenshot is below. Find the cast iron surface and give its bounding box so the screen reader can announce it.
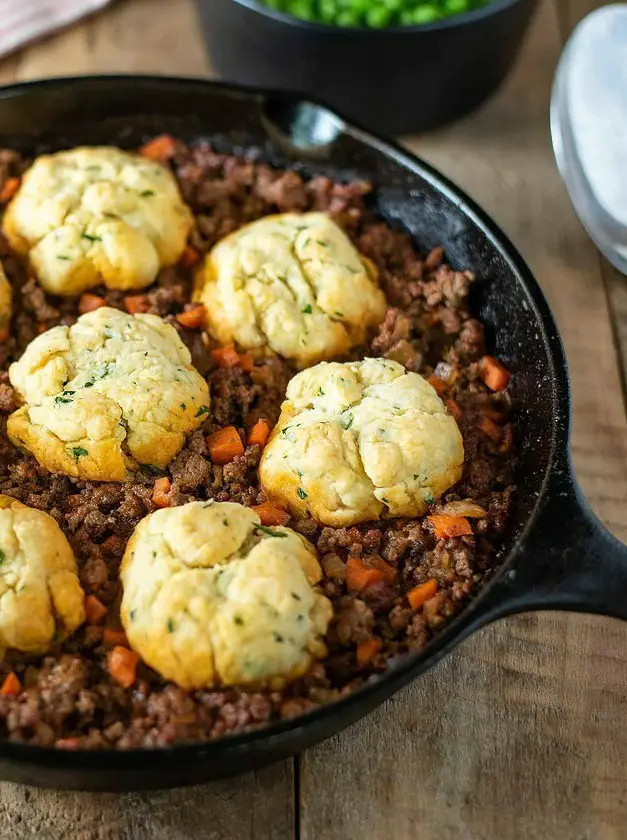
[0,75,624,791]
[196,0,538,134]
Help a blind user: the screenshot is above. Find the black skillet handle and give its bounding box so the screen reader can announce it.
[473,456,627,624]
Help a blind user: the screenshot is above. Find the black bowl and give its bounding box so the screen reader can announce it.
[196,0,538,134]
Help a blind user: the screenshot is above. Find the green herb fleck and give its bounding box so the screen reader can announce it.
[70,446,88,460]
[57,255,72,261]
[413,474,419,481]
[291,592,302,601]
[84,381,94,388]
[297,487,308,500]
[255,525,288,539]
[223,518,229,526]
[334,310,344,317]
[129,609,137,621]
[317,387,325,396]
[273,632,285,643]
[234,616,244,626]
[81,233,102,242]
[316,239,328,247]
[55,394,73,404]
[195,405,209,417]
[302,304,312,314]
[141,189,155,197]
[0,549,5,565]
[340,413,354,430]
[167,618,175,633]
[180,402,187,410]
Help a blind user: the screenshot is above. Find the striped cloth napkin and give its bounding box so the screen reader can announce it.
[0,0,111,58]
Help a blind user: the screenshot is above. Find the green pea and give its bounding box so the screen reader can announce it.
[365,5,392,25]
[290,0,315,18]
[336,9,361,24]
[382,0,402,13]
[443,0,469,12]
[318,0,336,19]
[348,0,371,13]
[409,5,441,23]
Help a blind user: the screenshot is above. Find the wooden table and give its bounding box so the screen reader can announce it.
[1,0,626,837]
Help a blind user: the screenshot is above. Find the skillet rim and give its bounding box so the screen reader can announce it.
[0,74,570,771]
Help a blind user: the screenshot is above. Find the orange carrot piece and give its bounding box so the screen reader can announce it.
[0,327,9,341]
[175,304,206,329]
[0,177,20,203]
[445,399,463,422]
[180,245,200,268]
[237,352,254,373]
[251,501,290,526]
[0,672,21,696]
[101,534,121,555]
[346,555,384,592]
[369,555,397,584]
[427,514,473,539]
[479,416,502,442]
[78,293,105,314]
[211,344,241,368]
[356,638,382,668]
[107,647,139,689]
[152,477,172,508]
[478,355,511,392]
[84,594,108,624]
[407,579,438,610]
[247,419,270,447]
[103,628,129,647]
[139,134,177,161]
[207,426,244,465]
[124,294,150,315]
[427,374,448,395]
[55,737,81,750]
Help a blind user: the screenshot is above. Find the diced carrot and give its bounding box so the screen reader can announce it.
[247,419,270,447]
[346,555,384,592]
[479,416,502,442]
[0,672,21,696]
[103,628,129,647]
[36,324,47,335]
[180,245,200,268]
[356,638,382,667]
[237,352,254,373]
[407,579,438,610]
[55,737,81,750]
[107,646,139,689]
[84,594,108,624]
[427,374,448,395]
[124,294,150,315]
[445,399,462,422]
[369,555,397,584]
[0,327,9,341]
[211,344,241,368]
[251,501,290,526]
[176,304,206,329]
[152,477,172,508]
[478,355,511,392]
[78,293,105,314]
[207,426,245,465]
[139,134,177,161]
[427,514,473,539]
[0,177,20,203]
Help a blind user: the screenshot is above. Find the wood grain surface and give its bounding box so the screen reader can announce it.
[0,0,625,838]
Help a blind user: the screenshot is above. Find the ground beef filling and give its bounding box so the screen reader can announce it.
[0,142,515,749]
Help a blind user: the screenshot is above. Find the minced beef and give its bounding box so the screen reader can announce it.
[0,140,516,750]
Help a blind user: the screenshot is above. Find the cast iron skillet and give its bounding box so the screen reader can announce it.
[0,75,625,791]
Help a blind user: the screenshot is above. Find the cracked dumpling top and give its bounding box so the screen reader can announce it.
[7,307,210,481]
[259,358,464,527]
[120,501,332,690]
[0,260,12,340]
[2,146,193,296]
[0,495,85,654]
[194,212,386,367]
